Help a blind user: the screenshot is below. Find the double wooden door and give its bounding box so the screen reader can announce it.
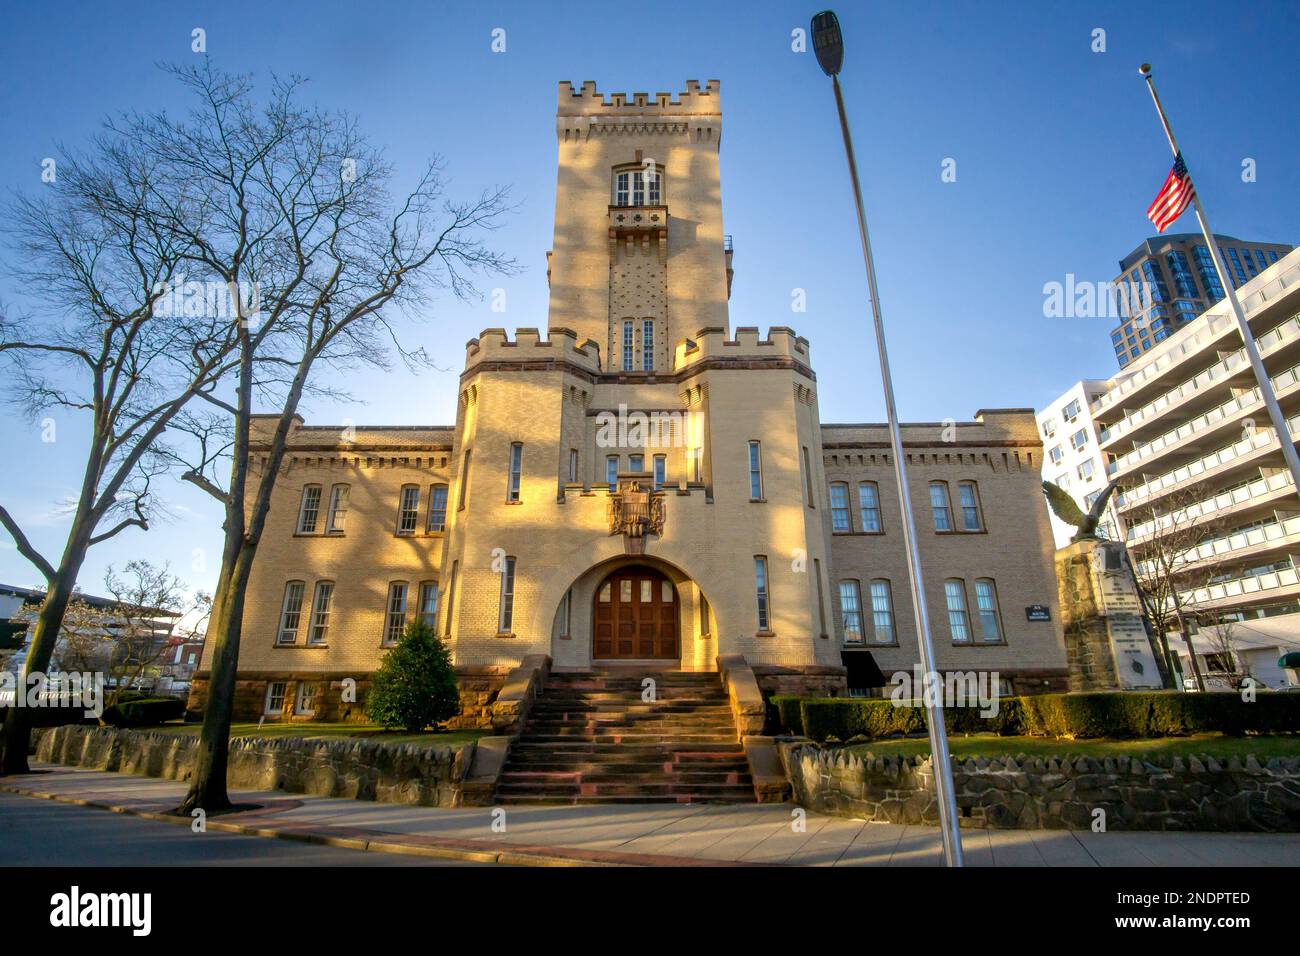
[593,568,679,660]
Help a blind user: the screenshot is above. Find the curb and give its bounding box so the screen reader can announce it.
[0,781,759,868]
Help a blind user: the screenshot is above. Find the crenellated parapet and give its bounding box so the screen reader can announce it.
[464,327,603,375]
[557,80,722,142]
[673,325,812,374]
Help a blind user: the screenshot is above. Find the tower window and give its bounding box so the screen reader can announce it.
[642,319,654,371]
[613,168,663,207]
[622,320,634,371]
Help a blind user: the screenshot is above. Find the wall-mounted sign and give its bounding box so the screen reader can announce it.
[1025,605,1052,622]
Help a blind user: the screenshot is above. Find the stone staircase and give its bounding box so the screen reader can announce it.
[494,671,756,805]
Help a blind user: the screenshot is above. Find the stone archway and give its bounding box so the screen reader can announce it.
[592,564,679,661]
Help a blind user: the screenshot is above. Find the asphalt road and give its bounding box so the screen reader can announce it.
[0,792,483,866]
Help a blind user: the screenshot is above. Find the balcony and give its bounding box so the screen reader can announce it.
[1116,413,1300,512]
[1090,254,1300,421]
[1107,354,1300,479]
[1181,565,1300,612]
[608,205,668,261]
[1126,470,1295,546]
[1137,514,1300,578]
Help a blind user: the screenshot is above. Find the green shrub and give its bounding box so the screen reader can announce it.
[101,696,186,727]
[773,690,1300,743]
[365,620,460,732]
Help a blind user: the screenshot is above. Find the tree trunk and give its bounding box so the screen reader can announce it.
[174,539,256,814]
[0,549,87,774]
[1177,616,1207,692]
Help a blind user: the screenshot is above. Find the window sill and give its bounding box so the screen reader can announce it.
[950,640,1008,647]
[843,642,900,649]
[750,498,767,504]
[273,642,329,649]
[504,500,522,506]
[933,528,987,536]
[495,631,516,639]
[755,630,776,638]
[833,530,885,537]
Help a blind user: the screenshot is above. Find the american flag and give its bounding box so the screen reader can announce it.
[1146,152,1195,232]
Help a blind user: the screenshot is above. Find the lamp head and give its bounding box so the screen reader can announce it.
[1139,63,1152,77]
[811,10,844,77]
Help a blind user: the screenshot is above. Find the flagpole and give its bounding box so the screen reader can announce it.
[1139,63,1300,498]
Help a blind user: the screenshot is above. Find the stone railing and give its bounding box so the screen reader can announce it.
[784,743,1300,831]
[33,724,474,808]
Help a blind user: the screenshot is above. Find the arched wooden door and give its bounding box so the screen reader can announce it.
[593,566,679,661]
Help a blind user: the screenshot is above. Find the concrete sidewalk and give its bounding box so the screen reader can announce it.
[4,764,1298,866]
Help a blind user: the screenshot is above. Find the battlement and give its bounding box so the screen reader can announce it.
[673,326,812,372]
[558,80,721,116]
[464,327,603,374]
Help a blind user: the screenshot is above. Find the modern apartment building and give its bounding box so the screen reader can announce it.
[191,80,1070,730]
[1092,247,1300,689]
[1108,234,1293,369]
[1037,380,1118,549]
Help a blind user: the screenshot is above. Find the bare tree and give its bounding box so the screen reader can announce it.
[26,561,209,717]
[105,64,516,814]
[1125,481,1232,692]
[0,116,239,771]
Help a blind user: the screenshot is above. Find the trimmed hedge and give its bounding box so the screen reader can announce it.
[771,691,1300,743]
[101,696,186,728]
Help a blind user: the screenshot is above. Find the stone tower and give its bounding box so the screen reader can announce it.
[548,80,731,371]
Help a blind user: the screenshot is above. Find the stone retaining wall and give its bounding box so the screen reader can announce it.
[33,725,474,808]
[785,744,1300,832]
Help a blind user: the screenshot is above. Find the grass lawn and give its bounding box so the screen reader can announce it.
[149,722,490,749]
[845,733,1300,761]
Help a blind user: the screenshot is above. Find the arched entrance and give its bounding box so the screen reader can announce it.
[592,564,679,661]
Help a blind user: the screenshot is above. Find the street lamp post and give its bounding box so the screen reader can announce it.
[810,9,964,867]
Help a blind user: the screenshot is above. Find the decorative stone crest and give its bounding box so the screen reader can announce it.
[607,478,665,554]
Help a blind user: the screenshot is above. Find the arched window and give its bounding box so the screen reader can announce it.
[326,484,349,533]
[945,579,971,643]
[613,168,663,207]
[974,579,1003,642]
[838,580,864,643]
[958,480,984,531]
[396,485,419,535]
[869,579,895,644]
[829,482,851,532]
[308,581,333,645]
[277,581,306,644]
[858,482,882,533]
[929,482,952,532]
[297,485,322,534]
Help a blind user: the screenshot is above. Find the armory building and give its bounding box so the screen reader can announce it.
[190,81,1068,726]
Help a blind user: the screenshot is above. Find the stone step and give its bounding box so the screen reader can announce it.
[499,769,752,786]
[495,781,757,800]
[506,746,747,761]
[525,715,738,728]
[500,760,752,775]
[486,793,755,806]
[520,733,739,745]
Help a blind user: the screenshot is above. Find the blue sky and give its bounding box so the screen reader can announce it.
[0,0,1296,600]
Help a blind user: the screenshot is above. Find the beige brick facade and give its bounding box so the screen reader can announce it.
[194,80,1067,723]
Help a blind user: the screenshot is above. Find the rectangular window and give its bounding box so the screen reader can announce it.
[689,446,703,483]
[858,482,881,533]
[606,455,619,492]
[629,453,644,473]
[557,588,572,637]
[623,320,634,371]
[383,583,408,645]
[653,454,666,490]
[265,682,286,715]
[930,482,952,531]
[507,442,523,502]
[427,484,448,532]
[839,581,864,644]
[1048,445,1063,464]
[647,172,661,205]
[615,171,629,206]
[443,562,458,636]
[419,582,439,627]
[568,449,579,483]
[1063,400,1081,422]
[699,590,711,635]
[295,682,318,716]
[1071,428,1088,450]
[754,556,771,632]
[309,582,333,645]
[326,484,349,533]
[397,485,419,535]
[498,556,517,634]
[945,580,971,643]
[958,481,983,531]
[642,319,654,371]
[297,486,322,534]
[830,482,851,532]
[802,446,815,507]
[632,170,645,206]
[457,450,472,510]
[870,580,895,644]
[814,558,828,637]
[748,441,764,500]
[277,582,305,645]
[975,579,1002,643]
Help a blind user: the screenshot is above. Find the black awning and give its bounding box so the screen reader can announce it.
[841,649,887,690]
